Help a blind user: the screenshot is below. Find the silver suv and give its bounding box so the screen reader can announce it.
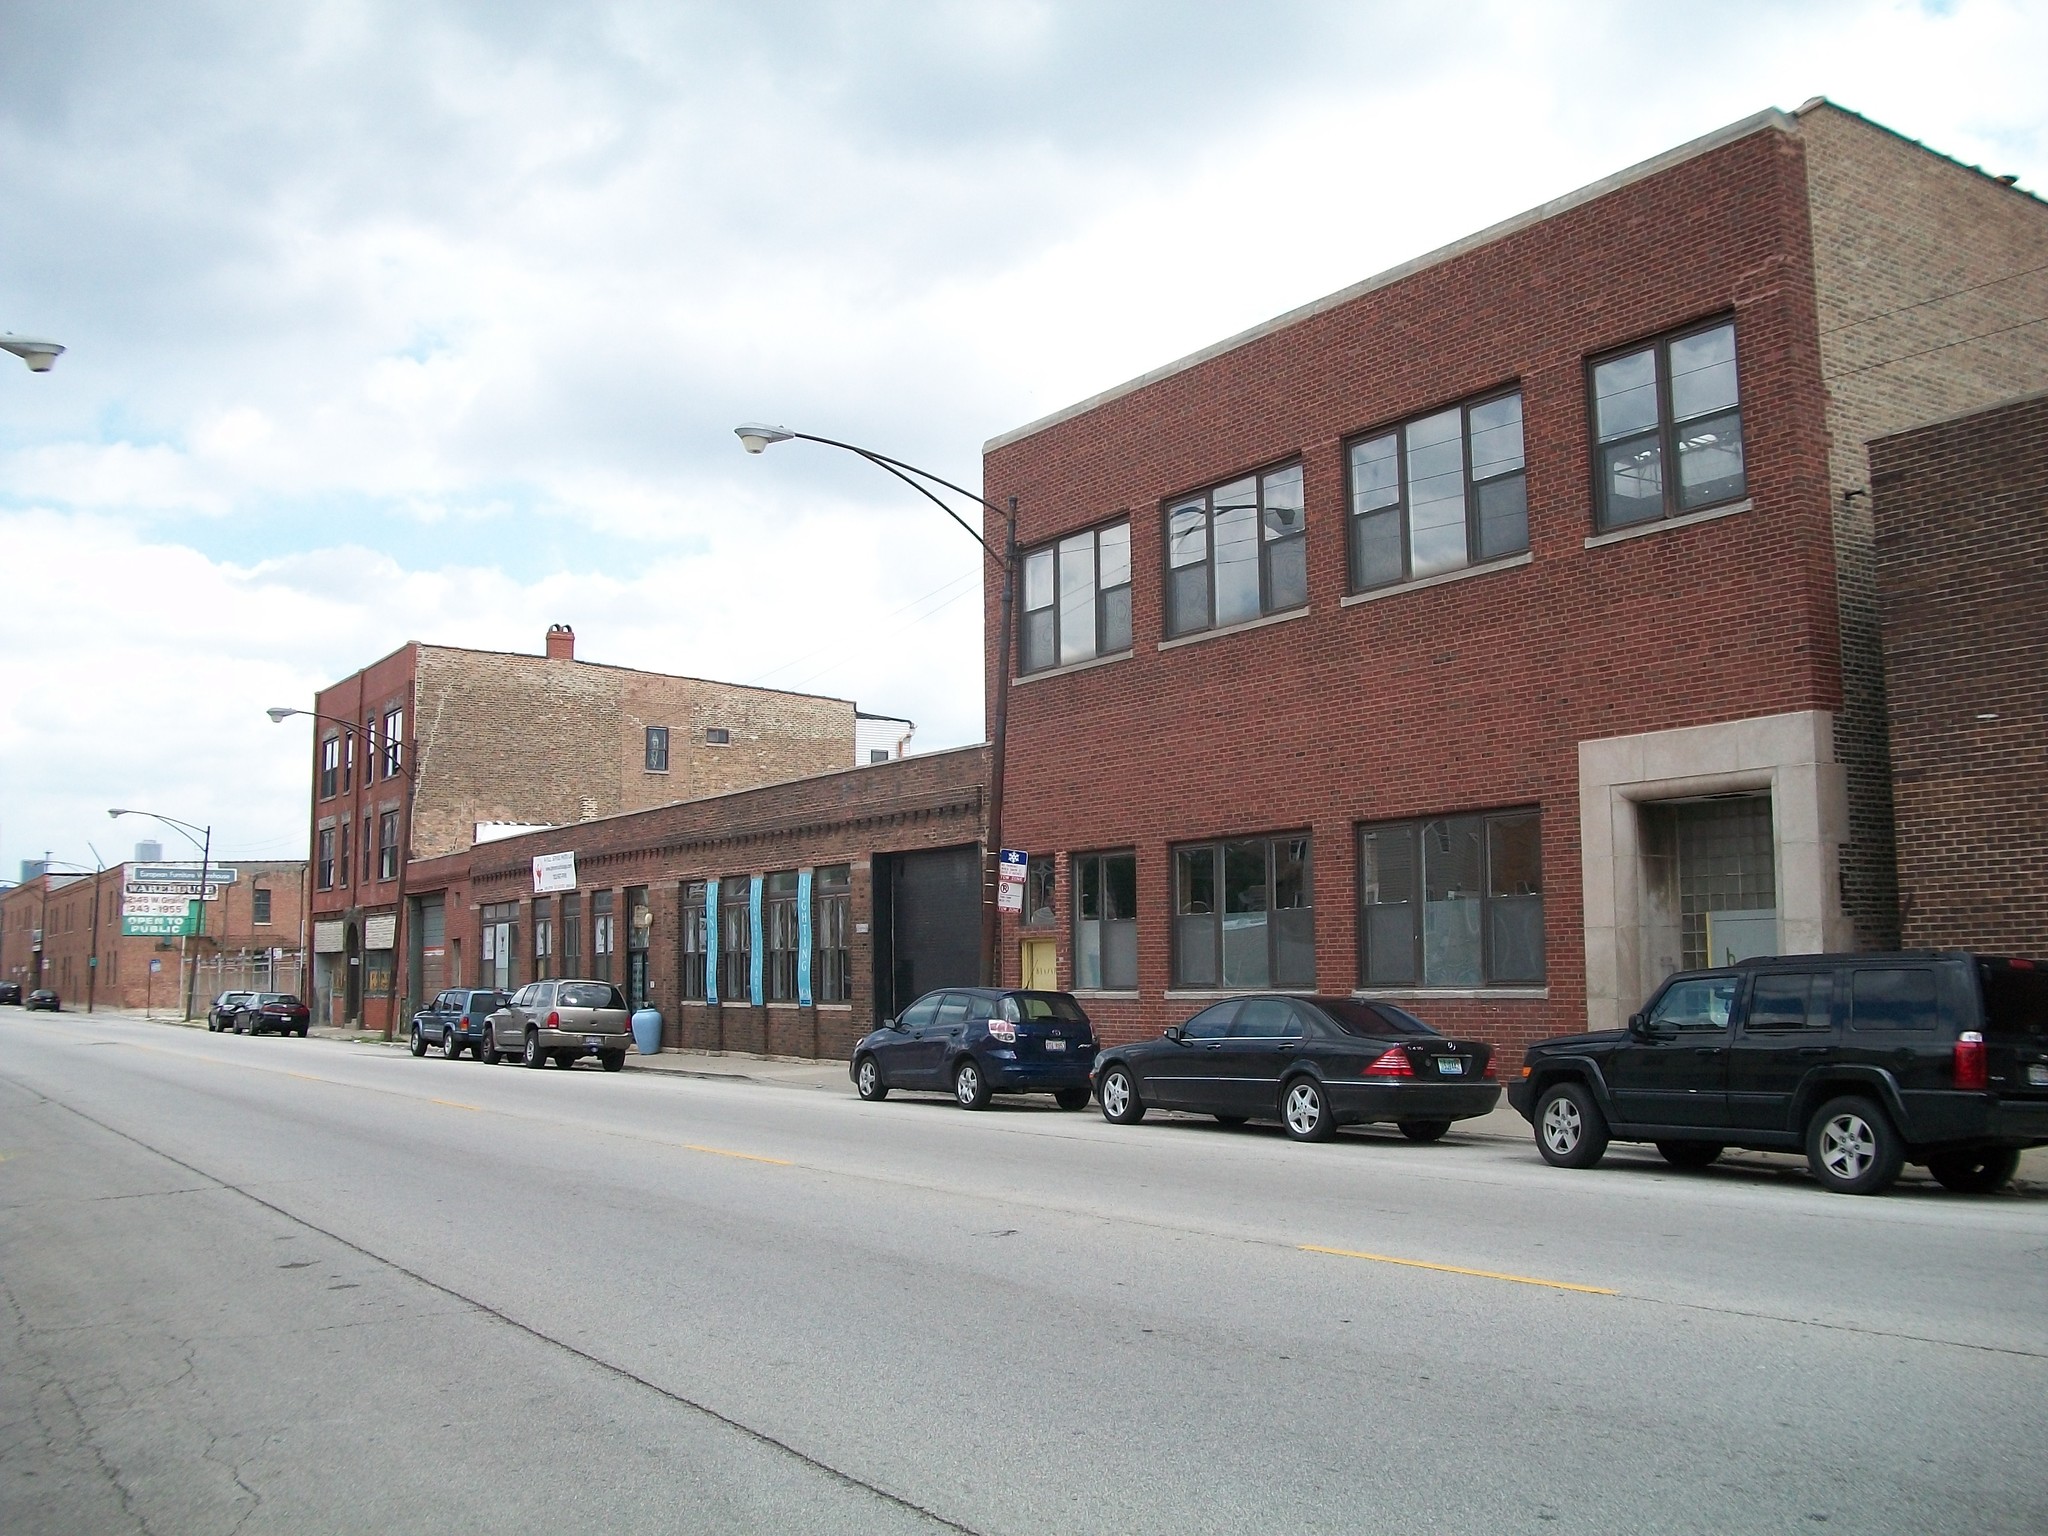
[486,979,632,1072]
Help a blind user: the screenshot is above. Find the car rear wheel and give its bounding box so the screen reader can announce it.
[1399,1119,1452,1143]
[1054,1087,1091,1111]
[1098,1066,1144,1124]
[599,1050,625,1073]
[295,1026,308,1038]
[1534,1081,1608,1169]
[1657,1141,1724,1169]
[482,1029,503,1065]
[409,1023,428,1057]
[1281,1077,1334,1142]
[442,1029,461,1060]
[233,1012,248,1035]
[1806,1096,1903,1196]
[953,1059,990,1110]
[854,1055,888,1101]
[522,1030,545,1069]
[1926,1147,2020,1194]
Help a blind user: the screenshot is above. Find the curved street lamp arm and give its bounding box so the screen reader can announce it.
[771,430,1007,565]
[266,706,415,781]
[108,809,209,855]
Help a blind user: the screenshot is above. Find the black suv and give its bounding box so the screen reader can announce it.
[1511,953,2048,1195]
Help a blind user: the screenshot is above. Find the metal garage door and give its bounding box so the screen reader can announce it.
[873,845,981,1019]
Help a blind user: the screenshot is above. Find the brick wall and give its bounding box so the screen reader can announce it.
[982,118,1841,1061]
[1871,390,2048,954]
[1800,101,2048,949]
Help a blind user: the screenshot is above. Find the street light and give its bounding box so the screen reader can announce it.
[109,808,212,1021]
[734,423,1018,989]
[269,705,416,1036]
[1,335,65,372]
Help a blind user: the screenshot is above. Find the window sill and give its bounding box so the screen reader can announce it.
[1069,989,1140,1000]
[1014,648,1134,687]
[1157,604,1310,653]
[1352,987,1550,1001]
[1164,988,1318,1001]
[1341,551,1531,607]
[1584,497,1752,549]
[645,769,669,776]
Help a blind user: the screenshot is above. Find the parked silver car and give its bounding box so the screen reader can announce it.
[485,979,632,1071]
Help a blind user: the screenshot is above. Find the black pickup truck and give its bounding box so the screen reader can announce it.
[1510,953,2047,1195]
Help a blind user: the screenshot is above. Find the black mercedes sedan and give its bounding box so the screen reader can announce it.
[1092,995,1499,1142]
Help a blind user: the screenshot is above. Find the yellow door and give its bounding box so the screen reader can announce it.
[1020,939,1057,991]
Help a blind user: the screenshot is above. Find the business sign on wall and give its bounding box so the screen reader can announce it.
[122,906,198,937]
[533,851,577,894]
[130,864,239,886]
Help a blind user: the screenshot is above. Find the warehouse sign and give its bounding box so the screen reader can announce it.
[130,864,238,886]
[122,899,198,937]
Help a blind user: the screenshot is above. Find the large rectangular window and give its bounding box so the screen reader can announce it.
[364,715,379,784]
[319,736,340,799]
[382,708,404,778]
[1172,835,1313,990]
[1021,519,1133,672]
[342,730,354,794]
[625,885,651,1008]
[338,820,350,888]
[813,865,851,1003]
[1349,389,1526,589]
[1073,850,1137,991]
[253,887,272,925]
[645,726,669,773]
[361,815,373,883]
[317,827,335,890]
[680,882,708,1000]
[1591,319,1744,530]
[719,879,752,1002]
[377,810,399,881]
[1358,810,1544,988]
[561,892,582,977]
[1165,464,1306,638]
[592,890,615,982]
[764,871,800,1002]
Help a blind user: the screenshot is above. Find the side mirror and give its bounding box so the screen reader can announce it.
[882,1017,898,1031]
[1164,1025,1184,1044]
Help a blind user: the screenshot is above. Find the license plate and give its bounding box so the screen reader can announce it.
[2030,1063,2048,1087]
[1436,1058,1464,1076]
[1045,1038,1067,1052]
[584,1035,603,1051]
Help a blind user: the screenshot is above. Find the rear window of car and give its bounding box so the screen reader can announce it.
[558,983,626,1010]
[258,994,299,1006]
[1981,963,2048,1038]
[1007,992,1088,1023]
[468,992,508,1012]
[1313,999,1441,1037]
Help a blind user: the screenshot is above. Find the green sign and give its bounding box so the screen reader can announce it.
[122,904,198,937]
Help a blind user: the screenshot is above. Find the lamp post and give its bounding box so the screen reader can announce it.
[1,334,65,372]
[109,808,212,1021]
[269,705,416,1037]
[734,424,1018,988]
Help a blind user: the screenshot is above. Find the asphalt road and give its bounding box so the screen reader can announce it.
[4,1010,2045,1535]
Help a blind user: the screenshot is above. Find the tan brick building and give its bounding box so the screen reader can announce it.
[304,624,873,1030]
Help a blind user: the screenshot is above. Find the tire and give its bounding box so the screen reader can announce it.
[1213,1114,1248,1128]
[1400,1119,1452,1143]
[207,1015,219,1032]
[295,1026,308,1038]
[1098,1065,1144,1124]
[1281,1076,1334,1143]
[442,1029,461,1060]
[1657,1141,1724,1169]
[953,1058,990,1110]
[553,1052,577,1070]
[522,1030,545,1069]
[854,1055,888,1101]
[1054,1087,1092,1111]
[1805,1095,1904,1196]
[409,1023,428,1057]
[1927,1147,2020,1195]
[482,1029,503,1066]
[599,1050,625,1073]
[233,1012,248,1036]
[1534,1081,1609,1169]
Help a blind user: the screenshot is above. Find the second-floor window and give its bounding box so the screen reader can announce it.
[320,736,340,799]
[645,726,669,772]
[338,821,350,888]
[361,814,373,883]
[1021,519,1132,672]
[1592,319,1744,530]
[1166,463,1305,638]
[253,887,272,925]
[377,811,399,881]
[1349,389,1527,590]
[764,871,799,1002]
[317,828,335,890]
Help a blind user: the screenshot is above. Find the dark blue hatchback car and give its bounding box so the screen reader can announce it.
[851,988,1098,1110]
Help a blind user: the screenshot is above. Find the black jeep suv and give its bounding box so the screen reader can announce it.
[1510,953,2047,1195]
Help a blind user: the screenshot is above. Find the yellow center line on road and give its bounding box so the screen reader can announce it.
[1299,1244,1616,1295]
[431,1099,481,1112]
[679,1143,793,1166]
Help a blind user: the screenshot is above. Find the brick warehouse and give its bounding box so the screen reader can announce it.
[977,99,2048,1060]
[1871,389,2048,955]
[306,624,880,1032]
[440,746,988,1058]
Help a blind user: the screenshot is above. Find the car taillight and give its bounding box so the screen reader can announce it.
[988,1020,1017,1043]
[1954,1030,1988,1091]
[1482,1057,1497,1079]
[547,1010,560,1029]
[1364,1047,1413,1078]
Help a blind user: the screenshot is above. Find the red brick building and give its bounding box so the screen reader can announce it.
[1871,389,2048,954]
[979,100,2048,1056]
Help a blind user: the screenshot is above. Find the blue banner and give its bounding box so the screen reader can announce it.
[796,868,813,1006]
[748,876,765,1007]
[704,877,720,1006]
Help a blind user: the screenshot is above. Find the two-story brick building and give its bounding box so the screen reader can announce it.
[978,99,2048,1057]
[305,624,883,1030]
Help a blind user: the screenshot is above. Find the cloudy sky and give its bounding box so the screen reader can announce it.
[2,0,2043,876]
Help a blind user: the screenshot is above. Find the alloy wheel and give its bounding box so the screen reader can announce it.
[1542,1096,1582,1156]
[1101,1073,1130,1119]
[1284,1080,1327,1140]
[1818,1111,1876,1182]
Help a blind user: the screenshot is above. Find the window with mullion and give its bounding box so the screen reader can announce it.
[1164,463,1306,638]
[1073,850,1137,990]
[764,871,799,1002]
[1348,390,1526,592]
[1358,809,1544,988]
[320,735,340,799]
[813,865,851,1003]
[1170,834,1313,989]
[377,810,399,881]
[679,882,708,1000]
[1020,519,1132,674]
[718,879,751,1001]
[1591,320,1743,530]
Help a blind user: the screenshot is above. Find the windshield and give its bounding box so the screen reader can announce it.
[1004,992,1089,1023]
[1311,998,1442,1037]
[558,982,626,1010]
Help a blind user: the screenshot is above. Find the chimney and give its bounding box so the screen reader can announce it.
[545,623,575,662]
